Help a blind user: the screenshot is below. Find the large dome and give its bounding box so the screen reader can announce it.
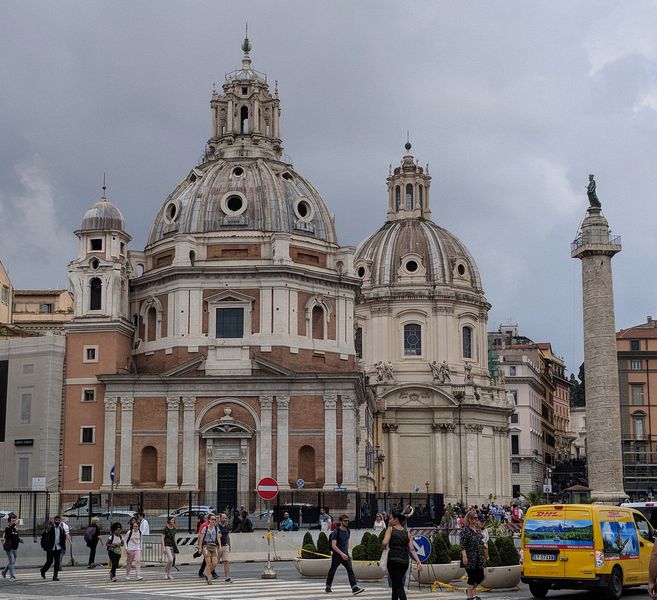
[81,199,126,232]
[355,218,483,291]
[148,158,337,245]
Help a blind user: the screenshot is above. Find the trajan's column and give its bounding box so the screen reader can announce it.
[571,175,627,501]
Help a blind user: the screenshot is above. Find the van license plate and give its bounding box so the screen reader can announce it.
[531,553,557,561]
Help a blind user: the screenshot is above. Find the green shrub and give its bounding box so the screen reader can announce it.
[440,530,451,549]
[302,531,314,548]
[487,538,501,567]
[449,543,462,562]
[496,536,520,566]
[365,531,383,560]
[301,543,318,559]
[430,534,451,564]
[352,544,367,561]
[378,529,386,544]
[360,531,372,546]
[317,531,330,557]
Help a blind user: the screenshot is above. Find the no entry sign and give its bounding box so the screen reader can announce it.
[257,477,279,500]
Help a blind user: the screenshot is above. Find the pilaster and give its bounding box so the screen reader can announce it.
[276,395,290,489]
[102,397,118,490]
[181,397,197,489]
[117,397,134,489]
[259,396,273,481]
[323,394,338,489]
[164,397,180,489]
[341,394,358,489]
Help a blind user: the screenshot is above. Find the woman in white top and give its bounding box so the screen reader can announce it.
[373,513,386,532]
[125,520,143,580]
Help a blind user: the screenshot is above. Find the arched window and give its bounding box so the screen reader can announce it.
[140,446,158,483]
[419,185,423,209]
[633,412,646,440]
[462,326,473,359]
[240,106,249,134]
[89,277,102,310]
[312,305,324,339]
[405,184,414,209]
[403,323,422,356]
[298,445,316,483]
[395,186,400,211]
[355,327,363,359]
[146,307,157,342]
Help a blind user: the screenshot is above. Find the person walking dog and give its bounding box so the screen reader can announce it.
[325,514,365,596]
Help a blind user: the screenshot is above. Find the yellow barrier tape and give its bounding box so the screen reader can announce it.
[270,533,386,564]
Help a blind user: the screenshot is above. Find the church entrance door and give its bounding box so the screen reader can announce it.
[217,463,238,513]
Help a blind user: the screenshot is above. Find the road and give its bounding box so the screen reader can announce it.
[0,561,652,600]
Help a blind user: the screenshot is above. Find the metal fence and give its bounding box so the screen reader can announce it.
[0,490,445,535]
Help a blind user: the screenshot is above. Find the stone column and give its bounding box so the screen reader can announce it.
[259,396,273,481]
[431,423,444,494]
[465,424,482,501]
[444,423,457,500]
[117,397,134,489]
[572,205,626,500]
[164,397,179,489]
[341,394,358,489]
[181,397,197,489]
[387,424,399,492]
[323,394,338,489]
[102,397,118,489]
[500,427,512,498]
[276,396,290,489]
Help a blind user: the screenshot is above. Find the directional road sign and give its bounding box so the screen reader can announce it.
[411,535,432,563]
[257,477,279,500]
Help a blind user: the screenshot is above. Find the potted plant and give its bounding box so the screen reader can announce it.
[294,531,332,578]
[482,535,521,589]
[351,531,386,580]
[412,532,462,584]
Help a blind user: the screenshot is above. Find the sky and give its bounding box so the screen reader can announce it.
[1,0,657,375]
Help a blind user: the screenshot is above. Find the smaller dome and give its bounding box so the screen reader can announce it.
[81,199,126,232]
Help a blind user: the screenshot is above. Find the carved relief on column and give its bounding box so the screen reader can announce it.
[102,397,118,489]
[276,395,290,489]
[164,397,180,489]
[181,396,197,489]
[323,394,338,489]
[259,395,273,483]
[117,397,134,489]
[341,394,357,488]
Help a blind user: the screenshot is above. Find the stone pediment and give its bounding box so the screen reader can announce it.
[381,384,458,408]
[252,356,296,376]
[204,290,256,304]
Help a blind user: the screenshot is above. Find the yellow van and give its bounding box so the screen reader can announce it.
[520,504,654,599]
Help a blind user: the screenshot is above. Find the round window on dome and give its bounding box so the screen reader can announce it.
[457,263,466,276]
[165,202,178,223]
[294,197,315,222]
[406,260,418,273]
[220,191,248,217]
[227,195,243,212]
[90,258,100,270]
[357,266,366,278]
[232,166,244,177]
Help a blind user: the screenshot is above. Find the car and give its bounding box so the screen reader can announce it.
[0,510,15,521]
[97,510,137,522]
[158,505,214,518]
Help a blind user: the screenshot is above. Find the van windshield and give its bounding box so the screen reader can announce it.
[524,519,594,548]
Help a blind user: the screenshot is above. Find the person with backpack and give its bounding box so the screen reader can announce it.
[40,516,67,581]
[84,517,100,569]
[160,516,178,581]
[124,519,143,580]
[196,513,220,585]
[1,513,22,580]
[511,504,522,523]
[325,514,365,596]
[239,510,253,533]
[105,522,124,582]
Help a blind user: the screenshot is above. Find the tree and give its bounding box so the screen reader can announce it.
[487,538,501,567]
[496,536,520,566]
[522,488,545,506]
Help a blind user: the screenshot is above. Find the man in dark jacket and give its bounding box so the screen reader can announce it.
[40,515,67,581]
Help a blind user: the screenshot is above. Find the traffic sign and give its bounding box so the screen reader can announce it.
[333,486,347,492]
[296,478,305,489]
[411,535,432,563]
[257,477,279,500]
[543,484,552,494]
[110,465,115,483]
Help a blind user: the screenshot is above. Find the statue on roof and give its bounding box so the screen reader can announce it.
[587,174,601,208]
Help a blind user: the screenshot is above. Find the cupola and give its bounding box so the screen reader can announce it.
[386,141,432,222]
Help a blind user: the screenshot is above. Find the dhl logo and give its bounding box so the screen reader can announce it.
[532,511,560,517]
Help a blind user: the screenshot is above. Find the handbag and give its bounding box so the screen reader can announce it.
[378,547,389,570]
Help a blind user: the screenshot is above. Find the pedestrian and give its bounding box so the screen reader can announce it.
[59,516,73,568]
[197,513,221,585]
[325,514,365,596]
[373,513,386,532]
[160,516,178,580]
[382,510,422,600]
[137,511,150,535]
[125,519,143,581]
[218,512,233,582]
[460,511,487,600]
[240,510,253,533]
[106,522,123,582]
[320,507,333,533]
[40,515,67,581]
[2,513,22,580]
[231,510,242,533]
[196,514,219,580]
[279,511,295,531]
[85,517,101,568]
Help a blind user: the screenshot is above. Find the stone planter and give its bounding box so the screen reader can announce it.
[411,561,462,584]
[451,560,466,579]
[294,557,332,578]
[481,565,521,589]
[351,560,386,580]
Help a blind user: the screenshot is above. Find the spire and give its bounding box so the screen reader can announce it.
[241,23,252,70]
[101,173,107,201]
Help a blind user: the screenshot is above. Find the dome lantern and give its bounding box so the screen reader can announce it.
[386,141,432,222]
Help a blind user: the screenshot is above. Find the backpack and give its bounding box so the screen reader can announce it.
[40,529,49,551]
[84,525,95,545]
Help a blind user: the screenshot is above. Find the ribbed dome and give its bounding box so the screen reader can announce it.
[355,219,483,291]
[148,158,337,245]
[81,199,126,232]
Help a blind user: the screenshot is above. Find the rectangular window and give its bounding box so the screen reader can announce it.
[511,434,519,455]
[216,307,244,338]
[17,456,29,488]
[83,346,98,363]
[80,427,95,444]
[509,366,517,376]
[355,327,363,359]
[20,392,32,424]
[510,389,518,405]
[630,339,641,351]
[80,465,93,483]
[512,462,520,474]
[632,385,645,405]
[631,359,642,370]
[82,389,95,402]
[511,413,519,424]
[0,286,8,305]
[90,238,103,251]
[403,323,422,356]
[39,303,53,314]
[22,364,33,375]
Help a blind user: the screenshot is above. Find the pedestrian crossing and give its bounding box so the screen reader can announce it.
[2,567,447,599]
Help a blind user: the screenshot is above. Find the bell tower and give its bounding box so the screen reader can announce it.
[386,141,432,221]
